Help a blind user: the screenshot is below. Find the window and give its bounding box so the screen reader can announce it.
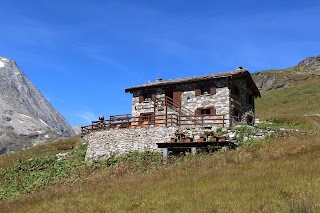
[200,86,211,95]
[139,93,155,103]
[195,107,216,116]
[201,108,211,115]
[195,85,217,96]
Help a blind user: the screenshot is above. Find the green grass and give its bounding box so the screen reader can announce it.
[1,67,320,212]
[0,137,88,200]
[0,136,163,202]
[0,136,82,168]
[1,133,320,212]
[255,76,320,131]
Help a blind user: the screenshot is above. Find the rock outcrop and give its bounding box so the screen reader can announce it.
[297,56,320,70]
[0,56,75,155]
[252,55,320,91]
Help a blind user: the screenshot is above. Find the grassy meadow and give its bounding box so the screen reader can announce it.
[0,71,320,212]
[255,76,320,131]
[0,133,320,212]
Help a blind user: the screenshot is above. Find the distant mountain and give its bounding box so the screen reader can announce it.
[252,56,320,91]
[0,56,75,155]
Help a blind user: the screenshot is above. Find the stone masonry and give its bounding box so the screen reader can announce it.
[84,126,177,161]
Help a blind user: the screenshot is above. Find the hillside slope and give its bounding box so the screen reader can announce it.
[0,56,320,212]
[253,56,320,127]
[0,134,319,212]
[255,76,320,119]
[0,56,75,155]
[252,56,320,92]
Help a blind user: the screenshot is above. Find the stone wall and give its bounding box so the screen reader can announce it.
[180,80,230,127]
[130,79,231,128]
[230,78,255,125]
[129,77,258,128]
[84,126,177,161]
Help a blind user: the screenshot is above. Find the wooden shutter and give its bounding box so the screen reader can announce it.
[210,87,217,95]
[195,109,201,115]
[195,88,201,96]
[210,108,216,116]
[152,93,156,102]
[139,95,144,103]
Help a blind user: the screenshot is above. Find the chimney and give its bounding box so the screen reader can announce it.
[236,66,243,70]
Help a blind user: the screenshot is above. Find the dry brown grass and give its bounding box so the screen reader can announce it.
[1,134,320,212]
[256,77,320,121]
[0,136,81,168]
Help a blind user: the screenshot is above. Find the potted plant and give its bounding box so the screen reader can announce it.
[199,134,206,142]
[185,137,193,143]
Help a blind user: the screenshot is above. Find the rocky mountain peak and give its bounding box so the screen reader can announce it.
[0,55,75,155]
[297,56,320,69]
[252,55,320,92]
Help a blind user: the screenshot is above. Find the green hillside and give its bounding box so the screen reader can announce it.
[256,76,320,117]
[0,134,320,212]
[1,56,320,212]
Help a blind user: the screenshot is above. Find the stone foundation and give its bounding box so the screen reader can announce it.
[84,126,177,161]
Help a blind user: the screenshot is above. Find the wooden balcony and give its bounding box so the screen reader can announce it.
[81,113,226,135]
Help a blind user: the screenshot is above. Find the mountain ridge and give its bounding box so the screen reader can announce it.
[252,55,320,91]
[0,56,75,155]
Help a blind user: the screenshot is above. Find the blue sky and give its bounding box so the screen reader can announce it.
[1,0,319,126]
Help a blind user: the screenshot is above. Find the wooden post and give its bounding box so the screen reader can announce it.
[222,114,225,128]
[178,108,181,126]
[201,115,204,126]
[165,97,168,127]
[153,99,156,117]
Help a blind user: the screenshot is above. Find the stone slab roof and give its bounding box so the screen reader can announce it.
[125,69,260,97]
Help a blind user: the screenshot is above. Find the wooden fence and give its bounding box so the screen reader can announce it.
[81,113,226,135]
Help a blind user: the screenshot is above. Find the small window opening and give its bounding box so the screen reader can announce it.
[201,109,211,115]
[200,86,211,95]
[139,93,152,103]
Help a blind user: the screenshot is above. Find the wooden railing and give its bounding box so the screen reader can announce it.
[81,113,226,135]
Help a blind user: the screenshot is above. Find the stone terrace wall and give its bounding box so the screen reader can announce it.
[84,126,177,161]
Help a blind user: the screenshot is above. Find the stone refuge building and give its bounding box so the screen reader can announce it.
[84,68,260,161]
[125,67,260,129]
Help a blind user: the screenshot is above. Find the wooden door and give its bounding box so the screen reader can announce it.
[173,91,182,108]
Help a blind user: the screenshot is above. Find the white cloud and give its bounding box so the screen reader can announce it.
[74,111,99,125]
